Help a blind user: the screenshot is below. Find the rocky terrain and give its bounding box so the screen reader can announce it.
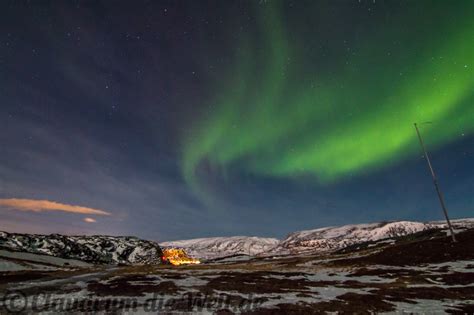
[0,231,163,266]
[1,227,473,313]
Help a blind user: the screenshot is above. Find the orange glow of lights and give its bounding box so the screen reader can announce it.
[162,248,200,266]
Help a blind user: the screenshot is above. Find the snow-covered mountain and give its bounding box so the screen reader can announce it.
[273,221,428,254]
[0,231,163,265]
[269,218,474,255]
[161,236,279,260]
[428,218,474,230]
[162,218,474,259]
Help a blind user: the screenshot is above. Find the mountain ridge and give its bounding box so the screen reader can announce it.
[0,231,163,265]
[2,218,473,265]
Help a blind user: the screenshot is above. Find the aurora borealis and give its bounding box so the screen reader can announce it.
[1,1,473,240]
[183,1,474,196]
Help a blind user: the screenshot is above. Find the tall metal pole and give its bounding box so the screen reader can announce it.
[414,123,456,242]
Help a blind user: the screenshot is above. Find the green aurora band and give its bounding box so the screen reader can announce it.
[182,2,474,195]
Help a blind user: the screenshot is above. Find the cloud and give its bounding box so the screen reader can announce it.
[83,217,97,223]
[0,198,111,216]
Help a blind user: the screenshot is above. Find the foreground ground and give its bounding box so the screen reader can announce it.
[1,229,474,314]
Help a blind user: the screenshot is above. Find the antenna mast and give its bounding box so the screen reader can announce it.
[414,123,456,242]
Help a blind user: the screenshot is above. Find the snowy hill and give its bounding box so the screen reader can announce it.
[0,231,163,265]
[162,219,474,259]
[161,236,279,260]
[273,221,428,254]
[267,218,474,255]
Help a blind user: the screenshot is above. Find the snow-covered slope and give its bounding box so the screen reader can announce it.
[161,236,279,260]
[0,249,92,271]
[0,231,163,265]
[271,218,474,255]
[273,221,428,254]
[428,218,474,230]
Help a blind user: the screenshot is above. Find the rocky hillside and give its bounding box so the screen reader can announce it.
[0,231,163,265]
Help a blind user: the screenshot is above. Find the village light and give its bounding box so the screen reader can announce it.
[162,248,201,266]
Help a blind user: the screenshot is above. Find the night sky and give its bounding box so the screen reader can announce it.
[1,1,473,242]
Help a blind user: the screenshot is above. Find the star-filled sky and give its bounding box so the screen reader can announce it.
[1,1,473,242]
